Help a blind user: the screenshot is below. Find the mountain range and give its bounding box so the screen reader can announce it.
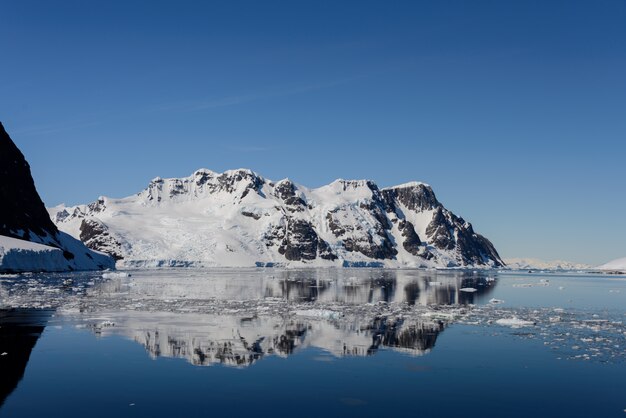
[49,168,503,268]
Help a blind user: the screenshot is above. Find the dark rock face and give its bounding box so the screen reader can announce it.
[385,184,503,266]
[278,218,336,261]
[216,170,264,199]
[426,207,456,251]
[398,220,422,255]
[456,226,502,267]
[0,122,59,240]
[424,205,502,266]
[325,184,398,260]
[382,183,440,212]
[274,180,305,211]
[343,233,398,260]
[317,238,338,260]
[79,219,124,260]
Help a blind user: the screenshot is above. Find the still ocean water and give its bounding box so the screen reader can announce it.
[1,269,625,417]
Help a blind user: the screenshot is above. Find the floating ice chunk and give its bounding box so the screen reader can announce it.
[294,309,341,320]
[102,272,131,279]
[460,287,477,293]
[496,317,536,327]
[422,311,459,320]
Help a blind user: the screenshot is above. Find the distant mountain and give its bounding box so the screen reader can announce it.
[597,257,626,271]
[50,168,503,268]
[0,122,114,272]
[503,258,591,271]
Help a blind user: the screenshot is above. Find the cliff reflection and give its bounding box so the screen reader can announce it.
[0,309,51,407]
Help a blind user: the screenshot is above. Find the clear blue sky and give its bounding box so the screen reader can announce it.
[1,0,625,265]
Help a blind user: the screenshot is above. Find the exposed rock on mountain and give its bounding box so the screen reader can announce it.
[49,169,504,268]
[0,122,114,272]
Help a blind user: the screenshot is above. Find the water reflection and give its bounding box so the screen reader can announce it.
[0,309,52,407]
[75,269,496,367]
[84,311,448,367]
[0,269,496,369]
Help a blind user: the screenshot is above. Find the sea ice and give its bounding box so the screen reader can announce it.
[495,317,536,327]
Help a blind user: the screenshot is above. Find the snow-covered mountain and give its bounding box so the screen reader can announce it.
[598,257,626,271]
[49,168,503,268]
[0,122,114,273]
[503,258,591,271]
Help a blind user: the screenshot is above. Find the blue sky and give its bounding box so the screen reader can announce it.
[1,0,625,265]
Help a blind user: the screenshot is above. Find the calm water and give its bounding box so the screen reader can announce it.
[1,269,625,417]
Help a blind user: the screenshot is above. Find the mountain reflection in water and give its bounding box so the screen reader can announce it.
[74,269,496,367]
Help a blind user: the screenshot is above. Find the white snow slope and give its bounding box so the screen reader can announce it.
[49,169,502,269]
[0,234,112,272]
[598,257,626,271]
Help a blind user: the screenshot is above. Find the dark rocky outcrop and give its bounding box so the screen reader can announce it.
[426,207,456,251]
[274,180,305,211]
[79,219,124,260]
[382,183,440,212]
[278,218,336,261]
[217,169,264,199]
[398,219,422,255]
[0,122,59,241]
